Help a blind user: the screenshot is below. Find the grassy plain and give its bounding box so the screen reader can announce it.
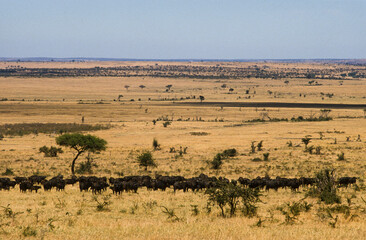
[0,61,366,239]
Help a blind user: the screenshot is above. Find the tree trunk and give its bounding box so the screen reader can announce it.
[71,151,83,176]
[219,204,225,217]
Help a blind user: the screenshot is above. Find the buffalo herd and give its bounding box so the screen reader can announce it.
[0,174,358,194]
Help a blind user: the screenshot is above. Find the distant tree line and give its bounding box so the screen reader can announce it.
[1,65,363,79]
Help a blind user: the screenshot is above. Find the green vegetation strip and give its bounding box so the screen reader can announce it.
[0,123,110,136]
[246,116,332,123]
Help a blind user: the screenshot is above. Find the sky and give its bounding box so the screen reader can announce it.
[0,0,365,59]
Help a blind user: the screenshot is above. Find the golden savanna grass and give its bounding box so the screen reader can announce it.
[0,61,366,239]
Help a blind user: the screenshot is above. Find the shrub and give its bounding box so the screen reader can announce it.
[130,202,139,214]
[39,146,63,157]
[320,109,332,118]
[210,153,223,169]
[241,188,261,218]
[277,201,312,224]
[163,121,171,127]
[337,152,345,161]
[250,141,256,153]
[307,169,341,204]
[252,157,262,162]
[152,138,160,150]
[178,146,184,156]
[315,146,322,155]
[257,141,263,151]
[190,132,209,136]
[191,205,199,216]
[263,153,270,161]
[205,181,241,217]
[161,206,181,222]
[137,151,156,171]
[76,159,97,174]
[94,195,111,212]
[222,148,237,158]
[22,226,37,237]
[317,197,359,226]
[302,137,311,149]
[2,168,14,176]
[306,145,315,154]
[0,134,4,140]
[183,147,188,154]
[205,181,260,217]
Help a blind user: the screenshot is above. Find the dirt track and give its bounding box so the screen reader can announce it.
[174,101,366,109]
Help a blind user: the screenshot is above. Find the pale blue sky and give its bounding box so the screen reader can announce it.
[0,0,365,59]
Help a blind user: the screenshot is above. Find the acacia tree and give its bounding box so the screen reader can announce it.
[320,109,331,118]
[302,137,311,150]
[56,133,107,175]
[165,84,173,92]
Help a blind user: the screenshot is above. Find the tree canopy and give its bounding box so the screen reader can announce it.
[137,151,156,171]
[56,133,107,175]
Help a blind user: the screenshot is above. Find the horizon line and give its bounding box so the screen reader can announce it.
[1,57,366,63]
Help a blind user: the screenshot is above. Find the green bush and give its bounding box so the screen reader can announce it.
[161,206,181,222]
[210,149,238,169]
[241,188,261,218]
[76,159,97,174]
[306,145,315,154]
[2,168,14,176]
[39,145,63,157]
[251,141,256,153]
[302,137,311,149]
[315,146,322,155]
[222,148,238,158]
[252,157,262,162]
[137,151,156,171]
[152,138,160,150]
[163,121,171,128]
[257,141,263,151]
[210,153,223,169]
[22,226,37,237]
[94,195,111,212]
[307,169,341,204]
[205,181,260,217]
[337,152,345,161]
[277,201,312,224]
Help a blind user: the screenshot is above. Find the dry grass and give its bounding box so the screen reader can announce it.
[0,61,365,239]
